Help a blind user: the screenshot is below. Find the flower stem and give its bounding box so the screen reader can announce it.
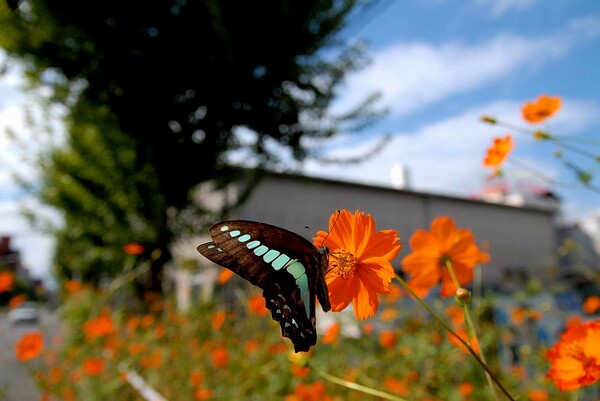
[445,259,499,401]
[395,274,515,401]
[311,364,409,401]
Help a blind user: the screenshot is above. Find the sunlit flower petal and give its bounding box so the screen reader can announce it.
[547,319,600,390]
[522,95,561,123]
[483,134,514,170]
[401,216,486,298]
[314,209,401,320]
[16,331,44,361]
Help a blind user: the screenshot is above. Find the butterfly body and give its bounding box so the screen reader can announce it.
[197,220,331,352]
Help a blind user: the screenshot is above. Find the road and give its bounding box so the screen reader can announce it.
[0,306,58,401]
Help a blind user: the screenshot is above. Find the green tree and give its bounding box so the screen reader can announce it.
[0,0,381,291]
[42,102,166,288]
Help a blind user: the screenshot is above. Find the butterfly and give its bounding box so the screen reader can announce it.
[197,220,331,352]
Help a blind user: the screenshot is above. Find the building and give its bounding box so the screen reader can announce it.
[172,172,563,308]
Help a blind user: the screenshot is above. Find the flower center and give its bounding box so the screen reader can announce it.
[330,248,357,279]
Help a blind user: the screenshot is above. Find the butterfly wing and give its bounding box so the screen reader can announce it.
[197,220,330,352]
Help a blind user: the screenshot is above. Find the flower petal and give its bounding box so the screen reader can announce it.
[326,275,356,312]
[352,277,379,319]
[359,229,401,260]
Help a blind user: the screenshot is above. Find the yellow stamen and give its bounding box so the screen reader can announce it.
[330,248,357,279]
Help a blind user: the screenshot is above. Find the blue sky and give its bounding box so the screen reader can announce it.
[302,0,600,219]
[1,0,599,282]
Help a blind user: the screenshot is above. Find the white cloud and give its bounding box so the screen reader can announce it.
[305,97,598,200]
[334,18,599,118]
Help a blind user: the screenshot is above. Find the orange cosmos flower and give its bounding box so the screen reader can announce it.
[211,309,226,330]
[448,328,480,354]
[384,377,410,396]
[82,358,104,376]
[122,242,145,255]
[322,322,340,345]
[527,389,549,401]
[401,216,482,298]
[248,294,269,316]
[190,371,203,387]
[313,209,401,320]
[483,134,514,170]
[84,314,116,339]
[244,339,260,354]
[379,330,397,349]
[140,350,163,369]
[458,382,474,398]
[583,295,600,314]
[0,271,14,292]
[211,347,229,368]
[9,294,26,308]
[194,388,214,400]
[522,95,561,123]
[445,305,465,326]
[285,382,333,401]
[64,280,83,294]
[546,319,600,391]
[217,268,234,284]
[15,331,44,361]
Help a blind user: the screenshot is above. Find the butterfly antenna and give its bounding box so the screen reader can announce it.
[320,210,341,247]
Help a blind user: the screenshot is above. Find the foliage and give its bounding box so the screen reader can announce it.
[0,0,382,288]
[19,276,598,401]
[39,102,167,285]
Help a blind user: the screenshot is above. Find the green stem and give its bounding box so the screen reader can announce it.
[312,365,409,401]
[395,275,516,401]
[445,259,499,401]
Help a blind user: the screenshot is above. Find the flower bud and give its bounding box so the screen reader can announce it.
[455,288,472,305]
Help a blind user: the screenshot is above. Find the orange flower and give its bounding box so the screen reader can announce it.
[128,342,146,355]
[82,358,104,376]
[483,134,514,170]
[0,271,14,292]
[64,280,83,294]
[322,322,340,345]
[546,319,600,390]
[123,242,145,255]
[401,217,482,298]
[290,362,310,378]
[140,350,162,369]
[84,314,115,339]
[458,382,474,398]
[379,330,397,349]
[9,294,26,308]
[15,331,44,361]
[285,381,333,401]
[194,387,214,400]
[211,309,226,330]
[522,95,561,123]
[383,284,403,303]
[511,306,542,325]
[448,328,480,354]
[244,339,260,354]
[583,295,600,314]
[313,209,401,320]
[140,314,154,328]
[211,347,229,368]
[383,376,410,396]
[445,305,465,326]
[217,268,234,284]
[190,371,203,387]
[527,389,549,401]
[248,294,269,316]
[380,308,399,321]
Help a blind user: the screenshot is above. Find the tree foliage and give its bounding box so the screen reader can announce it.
[0,0,380,287]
